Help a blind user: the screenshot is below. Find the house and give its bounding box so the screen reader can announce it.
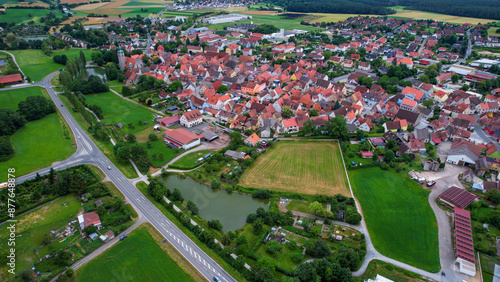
[180,109,203,128]
[400,98,417,112]
[164,128,201,150]
[282,118,299,133]
[244,133,260,147]
[224,150,246,160]
[0,74,23,85]
[78,212,101,230]
[402,86,424,102]
[446,147,479,166]
[358,61,370,71]
[361,151,374,158]
[408,139,426,153]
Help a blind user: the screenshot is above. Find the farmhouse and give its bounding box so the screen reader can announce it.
[454,207,476,277]
[157,115,180,127]
[244,133,260,147]
[78,211,101,230]
[164,128,201,150]
[438,186,477,209]
[180,109,203,128]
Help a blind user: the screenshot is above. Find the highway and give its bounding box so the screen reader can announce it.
[4,73,235,282]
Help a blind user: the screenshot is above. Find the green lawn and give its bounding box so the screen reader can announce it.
[286,201,310,214]
[141,138,178,168]
[76,225,195,282]
[0,195,81,280]
[349,167,440,272]
[9,49,94,82]
[119,7,165,18]
[84,91,158,134]
[480,253,500,282]
[0,112,75,182]
[169,149,214,169]
[0,8,64,24]
[353,259,424,282]
[0,86,44,110]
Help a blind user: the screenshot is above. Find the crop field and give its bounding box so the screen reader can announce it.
[60,0,88,4]
[0,112,75,182]
[205,13,322,32]
[0,195,81,280]
[388,6,498,25]
[76,225,197,282]
[73,2,109,11]
[240,141,350,196]
[84,91,158,133]
[9,49,94,82]
[0,86,44,110]
[0,8,63,24]
[349,167,440,272]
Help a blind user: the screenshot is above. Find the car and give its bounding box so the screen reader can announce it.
[213,277,221,282]
[61,104,64,107]
[107,166,111,170]
[77,136,80,139]
[59,69,63,72]
[426,181,436,187]
[119,235,127,240]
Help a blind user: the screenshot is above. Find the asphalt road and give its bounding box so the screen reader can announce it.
[6,72,235,282]
[475,122,500,152]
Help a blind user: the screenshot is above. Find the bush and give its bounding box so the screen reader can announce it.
[346,210,362,225]
[265,240,283,255]
[252,189,271,199]
[148,133,158,141]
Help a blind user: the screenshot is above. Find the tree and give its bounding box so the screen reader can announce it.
[167,80,183,92]
[282,106,293,118]
[295,261,316,281]
[423,99,434,109]
[323,51,332,60]
[221,234,231,246]
[309,109,319,117]
[484,189,500,204]
[265,240,283,255]
[126,133,136,142]
[254,257,276,281]
[384,150,395,163]
[187,200,199,215]
[122,86,132,96]
[253,218,264,234]
[229,131,243,146]
[385,138,397,150]
[211,178,220,189]
[217,85,229,93]
[148,133,158,141]
[208,219,223,231]
[83,224,97,234]
[326,116,349,141]
[355,129,365,140]
[451,73,459,84]
[313,239,331,258]
[346,210,362,225]
[303,119,316,136]
[172,188,183,202]
[17,96,55,121]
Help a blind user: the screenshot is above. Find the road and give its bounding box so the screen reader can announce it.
[475,122,500,152]
[5,72,236,282]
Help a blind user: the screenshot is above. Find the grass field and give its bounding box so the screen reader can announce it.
[286,201,310,213]
[170,149,214,169]
[388,6,498,25]
[349,167,440,272]
[0,112,75,182]
[240,141,350,196]
[488,27,500,37]
[353,259,424,282]
[83,91,157,134]
[0,195,81,280]
[0,86,44,110]
[76,224,197,282]
[480,253,500,282]
[0,8,63,24]
[9,49,94,82]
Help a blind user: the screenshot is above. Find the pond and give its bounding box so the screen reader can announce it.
[79,67,107,81]
[0,59,6,66]
[22,36,49,41]
[162,175,268,232]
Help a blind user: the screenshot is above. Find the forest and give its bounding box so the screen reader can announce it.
[264,0,500,20]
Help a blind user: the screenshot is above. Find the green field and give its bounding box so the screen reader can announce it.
[0,8,63,24]
[119,7,165,18]
[76,225,196,282]
[121,1,163,6]
[84,91,157,133]
[0,195,81,279]
[349,167,440,272]
[169,149,214,169]
[0,86,44,110]
[9,49,94,82]
[0,112,75,182]
[240,141,350,196]
[205,14,322,32]
[286,201,310,214]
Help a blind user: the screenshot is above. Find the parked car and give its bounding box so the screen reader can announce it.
[426,181,436,187]
[120,235,127,240]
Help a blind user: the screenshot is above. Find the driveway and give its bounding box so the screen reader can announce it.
[436,141,452,162]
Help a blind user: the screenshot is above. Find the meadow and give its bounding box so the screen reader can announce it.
[169,149,214,169]
[205,14,322,32]
[9,49,94,82]
[349,167,440,272]
[0,8,63,24]
[76,224,197,281]
[240,141,351,196]
[0,86,44,110]
[0,195,81,280]
[0,113,75,182]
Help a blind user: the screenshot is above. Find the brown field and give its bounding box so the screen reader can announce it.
[60,16,122,25]
[4,2,48,7]
[60,0,88,4]
[73,2,110,11]
[239,141,351,196]
[80,0,131,15]
[242,10,279,15]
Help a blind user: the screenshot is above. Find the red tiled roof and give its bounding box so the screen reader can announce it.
[0,73,22,84]
[165,128,199,145]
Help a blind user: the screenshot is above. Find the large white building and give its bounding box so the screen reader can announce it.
[180,109,203,128]
[202,14,252,25]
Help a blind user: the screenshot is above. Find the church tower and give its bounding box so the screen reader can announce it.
[118,48,125,71]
